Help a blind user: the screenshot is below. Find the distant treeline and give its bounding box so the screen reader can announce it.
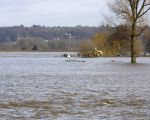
[0,25,111,51]
[0,25,110,42]
[0,25,150,53]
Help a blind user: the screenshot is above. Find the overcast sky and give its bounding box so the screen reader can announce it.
[0,0,108,27]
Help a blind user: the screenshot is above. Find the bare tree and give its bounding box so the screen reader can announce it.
[108,0,150,63]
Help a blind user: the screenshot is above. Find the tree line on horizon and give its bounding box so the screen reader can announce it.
[0,25,110,51]
[0,25,103,42]
[0,25,150,54]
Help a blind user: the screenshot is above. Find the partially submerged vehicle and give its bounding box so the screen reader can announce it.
[82,48,103,57]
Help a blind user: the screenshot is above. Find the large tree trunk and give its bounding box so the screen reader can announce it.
[131,36,136,63]
[131,22,136,64]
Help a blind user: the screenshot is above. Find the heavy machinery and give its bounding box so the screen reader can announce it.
[82,48,103,57]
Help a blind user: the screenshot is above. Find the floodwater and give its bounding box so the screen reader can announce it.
[0,52,150,120]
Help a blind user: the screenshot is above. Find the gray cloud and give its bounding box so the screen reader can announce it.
[0,0,108,26]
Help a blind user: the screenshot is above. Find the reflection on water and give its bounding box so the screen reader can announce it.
[0,52,150,120]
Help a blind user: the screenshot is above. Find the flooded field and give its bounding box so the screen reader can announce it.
[0,52,150,120]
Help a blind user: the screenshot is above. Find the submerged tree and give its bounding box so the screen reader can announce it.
[108,0,150,63]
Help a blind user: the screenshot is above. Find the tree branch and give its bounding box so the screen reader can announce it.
[138,7,150,18]
[135,27,147,36]
[137,0,146,17]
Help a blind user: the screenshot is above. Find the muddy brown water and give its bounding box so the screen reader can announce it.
[0,52,150,120]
